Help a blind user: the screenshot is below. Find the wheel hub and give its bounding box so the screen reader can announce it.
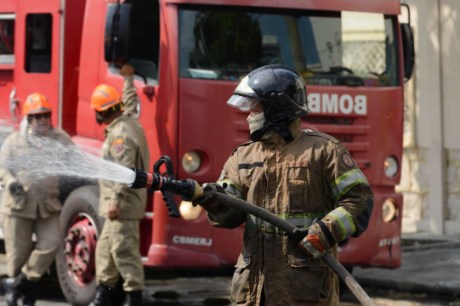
[64,215,97,286]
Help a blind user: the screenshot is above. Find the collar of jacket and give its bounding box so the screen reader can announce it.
[104,114,128,137]
[260,118,302,148]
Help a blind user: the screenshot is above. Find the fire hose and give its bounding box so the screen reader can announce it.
[130,156,375,306]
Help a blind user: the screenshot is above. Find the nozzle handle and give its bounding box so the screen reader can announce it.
[152,156,180,218]
[161,189,181,218]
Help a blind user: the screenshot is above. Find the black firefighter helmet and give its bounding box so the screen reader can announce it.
[227,64,308,142]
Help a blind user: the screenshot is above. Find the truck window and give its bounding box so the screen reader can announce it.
[110,0,160,83]
[179,7,398,87]
[25,13,52,73]
[0,14,15,65]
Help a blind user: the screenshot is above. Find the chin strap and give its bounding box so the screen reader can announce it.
[250,120,294,143]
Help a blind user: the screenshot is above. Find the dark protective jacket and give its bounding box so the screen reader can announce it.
[207,126,373,306]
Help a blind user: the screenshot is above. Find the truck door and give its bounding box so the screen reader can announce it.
[0,12,16,141]
[15,0,61,127]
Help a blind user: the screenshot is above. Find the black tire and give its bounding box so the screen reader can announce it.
[55,185,104,306]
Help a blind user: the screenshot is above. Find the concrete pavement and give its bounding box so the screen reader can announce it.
[1,233,460,305]
[353,233,460,303]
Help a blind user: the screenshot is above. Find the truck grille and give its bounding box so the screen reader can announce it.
[303,116,370,169]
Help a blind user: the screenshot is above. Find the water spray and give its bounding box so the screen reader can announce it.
[0,135,135,185]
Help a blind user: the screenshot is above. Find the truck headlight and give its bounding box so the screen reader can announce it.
[182,151,201,173]
[179,200,202,221]
[384,156,398,178]
[382,198,398,223]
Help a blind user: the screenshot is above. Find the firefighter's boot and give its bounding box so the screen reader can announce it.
[89,284,112,306]
[3,277,20,306]
[22,279,38,306]
[126,290,142,306]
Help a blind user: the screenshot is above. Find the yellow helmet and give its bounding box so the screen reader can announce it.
[23,93,52,116]
[90,84,123,112]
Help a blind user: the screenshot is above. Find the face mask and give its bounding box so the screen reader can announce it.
[96,111,105,125]
[247,112,265,135]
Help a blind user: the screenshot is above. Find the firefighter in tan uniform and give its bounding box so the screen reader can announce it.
[0,93,73,306]
[195,65,374,306]
[89,64,150,306]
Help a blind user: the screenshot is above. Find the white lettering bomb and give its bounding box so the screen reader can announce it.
[307,93,367,115]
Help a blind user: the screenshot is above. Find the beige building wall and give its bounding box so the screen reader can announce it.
[399,0,460,235]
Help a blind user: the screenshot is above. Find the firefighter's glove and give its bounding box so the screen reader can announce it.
[9,182,25,198]
[192,183,225,210]
[120,64,135,77]
[299,234,326,259]
[298,223,331,259]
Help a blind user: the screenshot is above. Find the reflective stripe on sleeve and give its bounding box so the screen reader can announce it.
[330,169,368,201]
[327,206,357,240]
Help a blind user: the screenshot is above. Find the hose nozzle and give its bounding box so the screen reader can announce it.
[129,168,154,189]
[128,156,203,218]
[129,168,202,201]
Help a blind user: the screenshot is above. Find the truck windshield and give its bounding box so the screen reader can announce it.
[179,7,398,86]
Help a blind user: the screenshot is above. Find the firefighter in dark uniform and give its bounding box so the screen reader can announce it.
[0,93,73,306]
[89,64,150,306]
[195,65,374,306]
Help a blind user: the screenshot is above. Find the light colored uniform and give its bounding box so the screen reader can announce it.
[95,111,149,291]
[122,75,139,117]
[0,128,73,280]
[207,128,373,306]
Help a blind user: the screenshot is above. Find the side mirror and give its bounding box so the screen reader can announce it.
[400,4,415,81]
[104,3,132,65]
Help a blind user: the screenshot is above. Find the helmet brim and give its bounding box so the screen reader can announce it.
[26,107,52,115]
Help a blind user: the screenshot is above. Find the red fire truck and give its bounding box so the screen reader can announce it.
[0,0,414,304]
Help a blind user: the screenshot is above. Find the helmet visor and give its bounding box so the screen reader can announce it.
[227,75,260,112]
[227,95,259,112]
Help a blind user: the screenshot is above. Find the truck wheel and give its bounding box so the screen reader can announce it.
[55,185,104,306]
